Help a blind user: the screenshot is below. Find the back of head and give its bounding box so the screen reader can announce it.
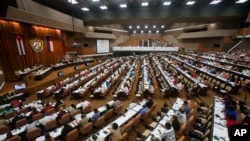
[92,134,97,140]
[165,122,172,129]
[112,122,118,130]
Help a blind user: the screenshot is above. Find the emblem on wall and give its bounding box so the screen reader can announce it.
[30,39,43,52]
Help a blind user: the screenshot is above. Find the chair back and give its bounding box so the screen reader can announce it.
[26,127,41,140]
[177,135,185,141]
[59,113,71,125]
[118,132,127,141]
[141,109,151,121]
[176,121,187,136]
[0,125,9,134]
[82,105,91,114]
[5,135,21,141]
[94,116,105,127]
[45,119,57,131]
[32,113,43,121]
[114,104,123,114]
[121,121,133,134]
[186,115,194,132]
[188,108,195,118]
[132,114,141,126]
[17,108,28,115]
[150,103,158,113]
[45,108,56,116]
[72,110,81,117]
[64,129,79,141]
[4,111,16,119]
[80,122,93,135]
[15,118,27,128]
[104,109,113,120]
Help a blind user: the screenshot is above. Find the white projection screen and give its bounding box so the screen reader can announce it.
[97,39,110,53]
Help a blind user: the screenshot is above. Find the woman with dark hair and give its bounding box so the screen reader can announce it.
[108,122,121,141]
[171,115,181,132]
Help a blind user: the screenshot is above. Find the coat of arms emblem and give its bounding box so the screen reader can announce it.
[30,39,43,52]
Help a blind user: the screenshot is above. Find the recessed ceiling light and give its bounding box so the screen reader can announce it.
[156,30,159,33]
[141,2,148,6]
[141,30,144,33]
[153,25,156,28]
[210,0,221,4]
[186,1,196,5]
[145,25,148,28]
[163,1,171,5]
[81,7,89,11]
[137,25,140,29]
[100,5,108,10]
[133,31,136,34]
[161,25,165,28]
[92,0,100,2]
[236,0,248,3]
[68,0,78,4]
[120,4,127,8]
[129,26,132,29]
[149,30,151,33]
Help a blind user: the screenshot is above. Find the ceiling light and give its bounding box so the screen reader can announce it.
[137,25,140,29]
[141,2,148,6]
[236,0,248,3]
[81,7,89,11]
[120,4,127,8]
[145,25,148,28]
[133,31,136,34]
[149,30,151,33]
[68,0,78,4]
[163,1,171,5]
[156,30,159,33]
[186,1,196,5]
[129,26,132,29]
[92,0,100,2]
[210,0,221,4]
[153,25,156,28]
[100,5,108,10]
[141,30,144,33]
[161,25,165,28]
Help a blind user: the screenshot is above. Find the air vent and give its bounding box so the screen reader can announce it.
[184,27,207,33]
[94,29,113,34]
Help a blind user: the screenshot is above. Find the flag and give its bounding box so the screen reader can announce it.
[14,34,26,55]
[46,36,54,52]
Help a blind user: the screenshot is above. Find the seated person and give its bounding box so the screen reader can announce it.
[42,102,53,113]
[78,114,89,128]
[10,99,22,108]
[182,101,191,115]
[60,124,74,138]
[29,107,40,119]
[113,98,121,109]
[10,114,24,129]
[68,104,77,116]
[139,104,148,116]
[91,108,101,123]
[176,108,187,125]
[146,97,154,108]
[171,115,181,132]
[1,106,14,117]
[92,134,105,141]
[108,123,121,141]
[44,132,56,141]
[54,99,63,110]
[56,107,67,121]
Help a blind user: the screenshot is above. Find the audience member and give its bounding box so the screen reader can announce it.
[10,99,22,108]
[146,97,154,108]
[1,106,14,117]
[182,101,191,115]
[176,108,187,125]
[91,108,101,123]
[42,102,53,113]
[158,122,176,141]
[171,115,181,132]
[78,114,89,128]
[113,98,121,109]
[44,132,56,141]
[61,124,74,138]
[92,134,105,141]
[56,107,67,121]
[108,122,121,141]
[68,104,77,116]
[139,104,148,116]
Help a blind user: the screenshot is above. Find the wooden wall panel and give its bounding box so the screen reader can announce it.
[0,20,64,81]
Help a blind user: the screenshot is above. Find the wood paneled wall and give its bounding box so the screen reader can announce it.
[0,20,64,81]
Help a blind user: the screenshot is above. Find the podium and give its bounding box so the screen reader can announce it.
[21,73,35,86]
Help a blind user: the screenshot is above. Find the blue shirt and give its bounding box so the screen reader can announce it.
[139,107,148,116]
